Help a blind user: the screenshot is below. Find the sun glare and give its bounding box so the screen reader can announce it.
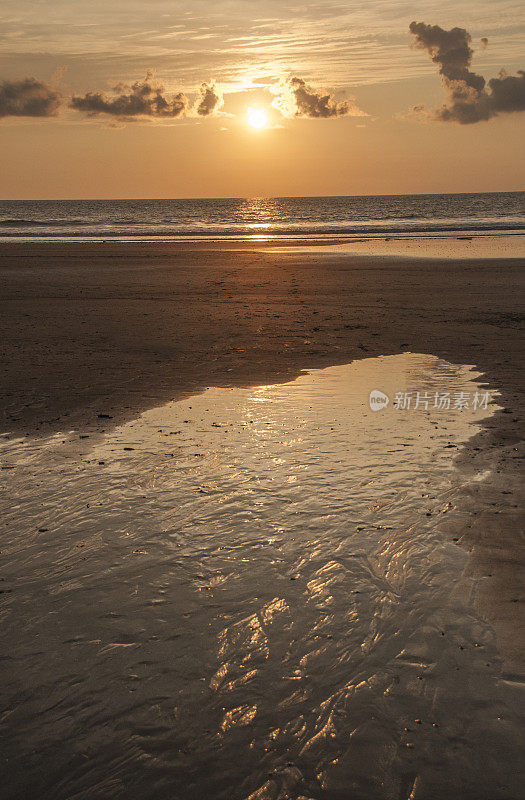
[247,107,269,130]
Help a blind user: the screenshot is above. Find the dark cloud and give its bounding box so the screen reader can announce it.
[409,21,485,92]
[70,71,187,119]
[289,77,351,117]
[0,77,62,118]
[273,76,365,118]
[489,69,525,113]
[409,21,525,123]
[195,82,224,116]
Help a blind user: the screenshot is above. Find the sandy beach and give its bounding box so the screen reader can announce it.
[1,236,523,659]
[0,236,524,798]
[3,0,525,792]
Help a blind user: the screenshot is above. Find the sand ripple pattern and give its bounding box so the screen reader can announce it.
[0,354,522,800]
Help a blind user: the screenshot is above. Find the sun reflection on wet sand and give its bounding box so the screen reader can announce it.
[0,354,522,800]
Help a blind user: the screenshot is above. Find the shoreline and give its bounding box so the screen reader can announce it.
[0,237,523,673]
[1,231,524,248]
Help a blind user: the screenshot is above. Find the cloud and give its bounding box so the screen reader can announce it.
[271,76,366,118]
[70,71,187,119]
[409,21,485,93]
[0,77,62,118]
[488,69,525,113]
[409,21,525,123]
[194,81,224,116]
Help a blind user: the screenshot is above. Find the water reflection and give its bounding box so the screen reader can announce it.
[0,354,521,800]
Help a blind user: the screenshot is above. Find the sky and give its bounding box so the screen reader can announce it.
[0,0,524,198]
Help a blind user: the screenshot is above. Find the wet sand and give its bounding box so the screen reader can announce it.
[0,237,524,797]
[0,354,521,799]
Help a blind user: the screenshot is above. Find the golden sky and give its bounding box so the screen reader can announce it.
[1,0,524,198]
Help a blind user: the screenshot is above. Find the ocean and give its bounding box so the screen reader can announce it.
[0,191,523,241]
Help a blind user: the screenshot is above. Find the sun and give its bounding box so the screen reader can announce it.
[247,107,269,129]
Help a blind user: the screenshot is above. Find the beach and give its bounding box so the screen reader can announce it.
[0,236,524,798]
[3,0,524,789]
[1,236,523,434]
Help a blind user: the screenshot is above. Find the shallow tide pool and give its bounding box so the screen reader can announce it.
[0,353,522,800]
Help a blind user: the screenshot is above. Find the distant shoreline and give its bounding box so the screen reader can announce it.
[1,231,525,244]
[2,189,524,202]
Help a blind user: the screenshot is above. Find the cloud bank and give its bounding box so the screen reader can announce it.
[70,71,187,119]
[0,77,62,118]
[409,21,525,123]
[272,76,366,118]
[195,81,224,116]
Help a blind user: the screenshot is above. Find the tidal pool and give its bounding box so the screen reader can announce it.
[0,353,521,800]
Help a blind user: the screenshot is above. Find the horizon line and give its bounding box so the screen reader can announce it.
[2,189,524,203]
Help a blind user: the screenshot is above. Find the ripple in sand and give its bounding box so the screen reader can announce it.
[1,353,522,800]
